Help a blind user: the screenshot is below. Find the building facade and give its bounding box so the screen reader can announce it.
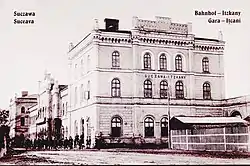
[9,91,38,140]
[9,72,68,144]
[28,104,38,140]
[60,85,69,139]
[67,16,226,147]
[9,16,250,149]
[33,72,68,141]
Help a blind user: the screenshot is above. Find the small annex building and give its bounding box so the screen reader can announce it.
[170,116,250,152]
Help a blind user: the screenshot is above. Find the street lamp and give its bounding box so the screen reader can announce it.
[167,86,171,149]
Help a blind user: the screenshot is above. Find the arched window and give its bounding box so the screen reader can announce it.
[74,120,78,136]
[161,117,168,137]
[45,107,47,117]
[144,53,151,70]
[42,107,45,118]
[80,84,84,103]
[62,103,65,116]
[74,63,78,79]
[144,79,152,98]
[144,117,154,137]
[21,107,25,114]
[159,54,167,70]
[111,116,122,137]
[203,82,211,100]
[87,55,90,72]
[230,111,242,118]
[111,78,121,97]
[21,117,25,126]
[81,59,84,75]
[61,126,65,139]
[65,126,68,138]
[87,81,90,99]
[175,81,184,99]
[65,102,68,113]
[37,109,40,118]
[74,86,78,106]
[112,51,120,67]
[202,57,209,73]
[175,55,182,71]
[160,80,168,99]
[81,119,84,135]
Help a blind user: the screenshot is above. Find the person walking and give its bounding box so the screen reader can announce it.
[79,134,84,149]
[64,137,68,149]
[74,134,79,149]
[69,136,73,149]
[86,136,91,149]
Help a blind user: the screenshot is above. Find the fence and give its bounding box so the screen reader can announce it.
[171,126,250,152]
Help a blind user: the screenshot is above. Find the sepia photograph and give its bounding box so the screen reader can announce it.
[0,0,250,165]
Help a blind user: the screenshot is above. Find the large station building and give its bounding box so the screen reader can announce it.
[66,16,227,147]
[9,16,250,148]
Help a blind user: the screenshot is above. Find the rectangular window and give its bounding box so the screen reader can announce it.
[21,117,25,126]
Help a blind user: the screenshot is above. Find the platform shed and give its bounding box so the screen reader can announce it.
[170,116,250,152]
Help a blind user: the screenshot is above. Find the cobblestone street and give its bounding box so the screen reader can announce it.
[1,150,250,165]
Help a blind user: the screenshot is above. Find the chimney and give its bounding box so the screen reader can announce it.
[93,19,99,30]
[21,91,28,97]
[104,18,119,31]
[218,30,223,41]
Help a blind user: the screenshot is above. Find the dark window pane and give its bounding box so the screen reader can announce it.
[144,53,151,69]
[175,81,184,99]
[159,54,167,70]
[144,117,154,137]
[203,82,211,99]
[161,117,168,137]
[175,55,182,71]
[21,117,25,126]
[160,80,168,98]
[111,117,122,137]
[111,78,121,97]
[144,80,152,98]
[21,107,25,113]
[112,51,120,67]
[202,57,209,72]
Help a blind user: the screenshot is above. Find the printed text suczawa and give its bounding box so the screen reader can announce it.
[13,11,35,24]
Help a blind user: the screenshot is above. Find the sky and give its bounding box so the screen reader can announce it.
[0,0,249,109]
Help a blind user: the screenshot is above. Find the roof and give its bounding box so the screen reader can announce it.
[17,94,38,99]
[59,85,68,91]
[174,116,248,124]
[194,37,221,42]
[68,33,91,53]
[28,103,38,109]
[25,94,39,98]
[99,29,131,34]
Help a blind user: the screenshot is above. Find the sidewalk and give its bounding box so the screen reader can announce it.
[99,148,250,159]
[10,147,250,159]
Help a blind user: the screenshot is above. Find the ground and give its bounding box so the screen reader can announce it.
[1,149,250,165]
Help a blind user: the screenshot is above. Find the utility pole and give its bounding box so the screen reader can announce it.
[167,86,171,149]
[37,81,41,139]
